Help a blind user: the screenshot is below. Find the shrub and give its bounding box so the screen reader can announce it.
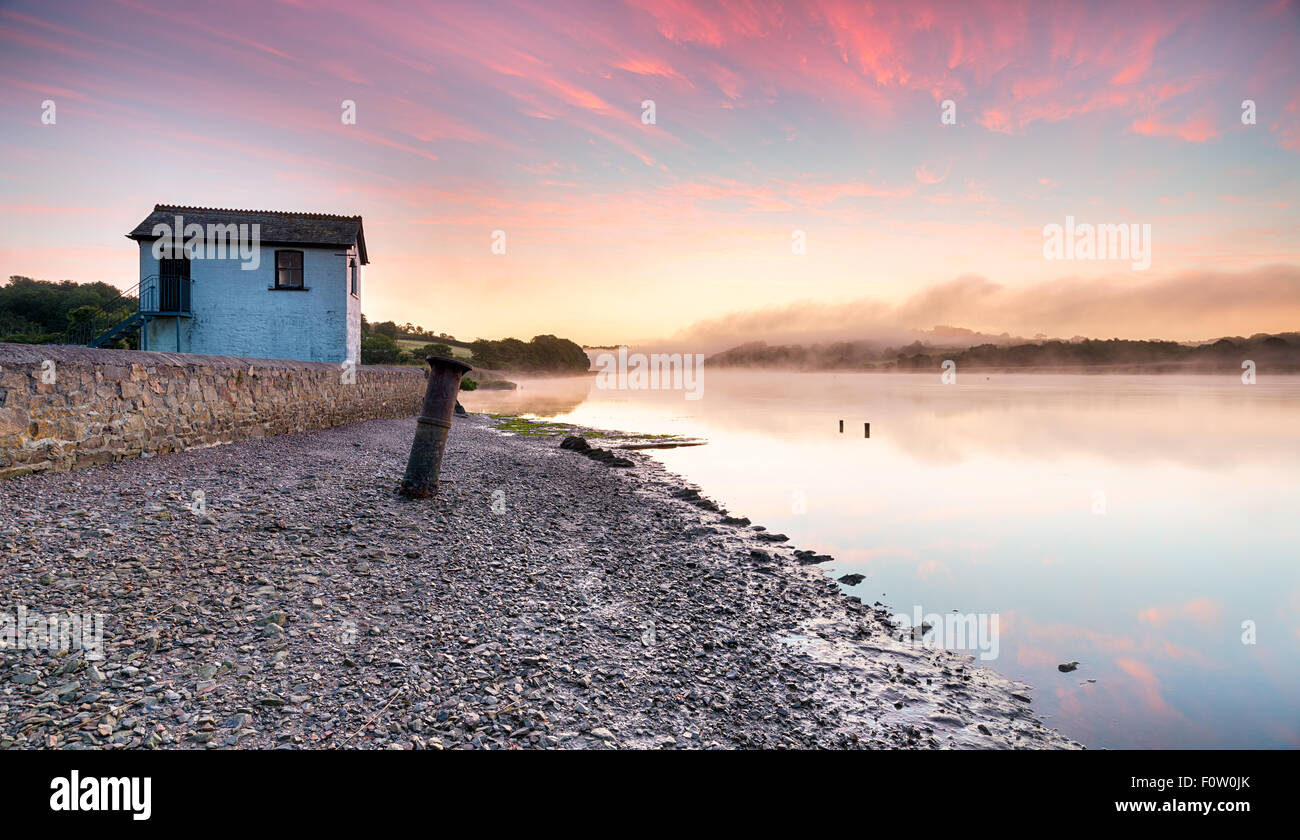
[417,342,454,358]
[361,333,402,364]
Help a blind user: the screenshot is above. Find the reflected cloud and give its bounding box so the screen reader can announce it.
[459,376,594,417]
[1115,658,1185,720]
[915,559,955,583]
[493,371,1300,471]
[1138,598,1225,628]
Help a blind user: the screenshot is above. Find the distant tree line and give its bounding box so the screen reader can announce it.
[364,316,458,343]
[708,340,895,370]
[466,335,589,372]
[709,335,1300,372]
[894,336,1300,371]
[359,316,588,372]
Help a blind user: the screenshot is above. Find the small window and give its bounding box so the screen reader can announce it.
[350,258,359,297]
[275,250,304,289]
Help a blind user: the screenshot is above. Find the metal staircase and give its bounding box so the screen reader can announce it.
[66,274,193,350]
[90,310,146,348]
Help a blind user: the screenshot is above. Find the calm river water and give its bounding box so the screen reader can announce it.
[462,371,1300,748]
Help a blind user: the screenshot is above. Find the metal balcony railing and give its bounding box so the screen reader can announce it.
[62,273,193,347]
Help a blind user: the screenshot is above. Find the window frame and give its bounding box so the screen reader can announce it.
[349,256,359,298]
[273,249,305,290]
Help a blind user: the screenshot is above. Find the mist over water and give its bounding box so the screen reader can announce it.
[463,371,1300,748]
[653,266,1300,354]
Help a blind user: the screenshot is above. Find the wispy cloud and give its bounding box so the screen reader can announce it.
[0,0,1296,341]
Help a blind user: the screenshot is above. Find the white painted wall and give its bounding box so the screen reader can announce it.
[344,244,361,364]
[137,241,359,363]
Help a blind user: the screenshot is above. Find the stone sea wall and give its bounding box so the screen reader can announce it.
[0,344,427,479]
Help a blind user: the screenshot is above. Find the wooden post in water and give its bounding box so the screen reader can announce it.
[864,422,870,438]
[839,420,844,433]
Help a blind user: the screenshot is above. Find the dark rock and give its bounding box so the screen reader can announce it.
[560,436,590,453]
[838,573,866,586]
[560,435,633,467]
[586,448,634,468]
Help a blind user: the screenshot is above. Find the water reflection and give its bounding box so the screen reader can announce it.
[468,383,589,417]
[462,372,1300,748]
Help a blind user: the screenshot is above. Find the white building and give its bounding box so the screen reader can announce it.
[114,204,368,363]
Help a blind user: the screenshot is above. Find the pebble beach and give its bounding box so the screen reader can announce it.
[0,414,1080,749]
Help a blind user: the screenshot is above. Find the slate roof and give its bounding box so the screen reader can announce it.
[127,204,368,264]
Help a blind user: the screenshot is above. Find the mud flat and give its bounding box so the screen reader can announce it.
[0,414,1080,749]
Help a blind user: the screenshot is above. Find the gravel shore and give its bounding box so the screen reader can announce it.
[0,414,1080,749]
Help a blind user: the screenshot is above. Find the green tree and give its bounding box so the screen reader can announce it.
[418,342,454,358]
[361,333,402,364]
[469,334,589,372]
[0,275,129,342]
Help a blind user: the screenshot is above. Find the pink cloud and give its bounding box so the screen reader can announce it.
[614,55,691,85]
[1271,88,1300,152]
[1131,111,1219,143]
[914,162,951,184]
[632,0,729,47]
[978,108,1012,133]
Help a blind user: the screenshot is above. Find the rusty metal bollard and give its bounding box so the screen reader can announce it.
[399,355,473,498]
